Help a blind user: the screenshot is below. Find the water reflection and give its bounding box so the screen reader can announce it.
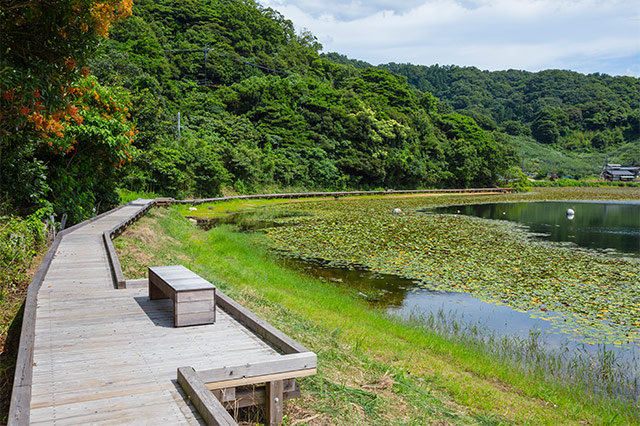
[280,256,640,376]
[431,201,640,257]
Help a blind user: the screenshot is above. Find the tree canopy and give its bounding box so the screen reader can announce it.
[87,0,515,203]
[1,0,134,220]
[377,63,639,153]
[3,0,521,222]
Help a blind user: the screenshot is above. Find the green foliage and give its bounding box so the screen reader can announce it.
[117,188,162,204]
[1,0,132,142]
[0,210,47,289]
[1,0,135,223]
[378,63,640,158]
[499,166,531,191]
[89,0,515,200]
[1,76,135,224]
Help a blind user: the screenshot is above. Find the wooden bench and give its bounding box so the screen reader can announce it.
[148,265,216,327]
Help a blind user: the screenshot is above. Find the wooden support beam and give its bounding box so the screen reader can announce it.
[178,367,237,426]
[198,352,316,385]
[220,380,300,409]
[266,380,283,425]
[205,368,316,390]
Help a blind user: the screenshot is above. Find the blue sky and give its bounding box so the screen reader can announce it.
[259,0,640,77]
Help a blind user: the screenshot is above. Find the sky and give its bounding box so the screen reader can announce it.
[258,0,640,77]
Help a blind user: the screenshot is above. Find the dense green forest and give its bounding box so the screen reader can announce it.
[378,63,640,166]
[2,0,518,224]
[3,0,639,226]
[89,0,517,204]
[326,53,640,175]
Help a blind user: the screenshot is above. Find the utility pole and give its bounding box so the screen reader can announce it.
[177,112,181,140]
[203,48,211,86]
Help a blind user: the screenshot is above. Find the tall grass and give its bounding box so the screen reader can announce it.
[398,308,639,406]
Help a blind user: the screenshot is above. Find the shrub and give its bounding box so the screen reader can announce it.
[0,210,47,289]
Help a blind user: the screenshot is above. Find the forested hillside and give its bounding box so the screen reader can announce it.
[85,0,515,210]
[378,63,639,165]
[9,0,638,225]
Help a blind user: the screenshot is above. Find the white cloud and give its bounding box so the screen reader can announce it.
[259,0,640,76]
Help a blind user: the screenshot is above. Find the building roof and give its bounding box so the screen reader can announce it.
[606,170,636,176]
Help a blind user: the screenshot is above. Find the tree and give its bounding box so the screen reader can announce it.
[1,0,133,140]
[531,119,559,144]
[1,0,133,219]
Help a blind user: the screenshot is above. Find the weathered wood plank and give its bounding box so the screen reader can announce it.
[175,311,216,327]
[124,278,148,289]
[204,369,316,390]
[175,300,214,315]
[177,367,237,426]
[215,290,309,354]
[198,352,316,384]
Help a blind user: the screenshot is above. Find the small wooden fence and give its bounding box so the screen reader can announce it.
[172,187,514,206]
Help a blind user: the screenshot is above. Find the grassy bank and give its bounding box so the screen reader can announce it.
[115,191,639,425]
[0,214,47,424]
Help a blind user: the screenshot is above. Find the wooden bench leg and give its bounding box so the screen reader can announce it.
[149,280,168,300]
[266,380,283,425]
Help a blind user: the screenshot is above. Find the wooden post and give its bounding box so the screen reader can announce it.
[148,279,167,300]
[266,380,283,425]
[177,367,237,426]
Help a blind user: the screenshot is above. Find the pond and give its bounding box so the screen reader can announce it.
[281,256,640,399]
[430,201,640,257]
[196,201,640,399]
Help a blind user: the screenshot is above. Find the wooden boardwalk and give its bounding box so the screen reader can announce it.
[15,201,302,425]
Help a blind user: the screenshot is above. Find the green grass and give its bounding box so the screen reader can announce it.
[174,198,308,219]
[511,136,640,179]
[117,188,162,204]
[115,197,640,425]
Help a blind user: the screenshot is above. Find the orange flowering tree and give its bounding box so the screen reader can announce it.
[0,0,133,220]
[43,76,135,222]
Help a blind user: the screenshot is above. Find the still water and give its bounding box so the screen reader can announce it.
[432,201,640,257]
[281,256,640,392]
[276,201,640,389]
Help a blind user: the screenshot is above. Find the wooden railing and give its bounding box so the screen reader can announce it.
[102,199,155,289]
[172,187,515,205]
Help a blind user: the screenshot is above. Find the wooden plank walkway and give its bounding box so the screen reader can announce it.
[21,201,287,425]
